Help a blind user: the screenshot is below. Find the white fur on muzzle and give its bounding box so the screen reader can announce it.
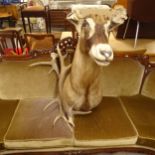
[89,43,113,66]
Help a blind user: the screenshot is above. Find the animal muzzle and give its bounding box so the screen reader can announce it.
[89,44,114,66]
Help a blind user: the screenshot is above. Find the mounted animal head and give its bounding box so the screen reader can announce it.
[67,5,127,66]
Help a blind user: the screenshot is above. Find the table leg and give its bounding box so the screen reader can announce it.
[28,18,32,33]
[45,17,48,33]
[11,37,17,54]
[22,15,27,33]
[0,19,3,28]
[18,34,24,55]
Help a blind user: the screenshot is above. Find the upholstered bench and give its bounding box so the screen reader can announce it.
[0,53,155,154]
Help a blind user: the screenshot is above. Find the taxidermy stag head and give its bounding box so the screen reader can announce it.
[54,5,127,128]
[67,5,127,66]
[30,5,127,131]
[50,5,127,129]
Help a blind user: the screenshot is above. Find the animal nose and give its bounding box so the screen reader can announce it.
[100,50,112,58]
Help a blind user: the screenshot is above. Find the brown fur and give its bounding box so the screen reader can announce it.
[60,21,107,119]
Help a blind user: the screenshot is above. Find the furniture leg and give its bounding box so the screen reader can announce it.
[18,34,24,54]
[123,17,131,39]
[11,37,16,53]
[0,43,3,55]
[45,17,48,33]
[0,38,4,55]
[22,15,27,33]
[3,38,7,49]
[0,19,3,28]
[16,36,20,55]
[28,18,31,33]
[48,14,51,33]
[8,17,12,27]
[134,21,140,48]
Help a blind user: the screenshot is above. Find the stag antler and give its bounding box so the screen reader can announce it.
[38,44,74,131]
[56,45,72,94]
[29,52,59,76]
[29,38,75,131]
[44,44,73,130]
[43,97,74,132]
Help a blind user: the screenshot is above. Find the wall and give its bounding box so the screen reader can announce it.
[117,0,127,8]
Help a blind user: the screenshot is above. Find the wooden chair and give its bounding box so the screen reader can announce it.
[24,33,55,56]
[21,6,49,33]
[0,37,4,55]
[0,27,25,55]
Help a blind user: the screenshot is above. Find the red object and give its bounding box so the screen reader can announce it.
[4,48,29,56]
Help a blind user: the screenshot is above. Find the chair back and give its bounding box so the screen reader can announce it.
[24,33,55,55]
[0,29,24,55]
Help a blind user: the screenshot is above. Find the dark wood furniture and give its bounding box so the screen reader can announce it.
[21,6,49,33]
[48,9,76,38]
[0,4,21,28]
[0,27,24,55]
[0,12,12,28]
[123,0,155,48]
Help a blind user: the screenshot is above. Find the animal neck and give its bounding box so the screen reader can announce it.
[70,36,102,89]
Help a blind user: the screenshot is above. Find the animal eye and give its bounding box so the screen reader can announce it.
[85,25,90,32]
[82,20,89,28]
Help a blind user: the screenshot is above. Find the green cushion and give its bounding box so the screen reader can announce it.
[121,95,155,149]
[0,57,145,99]
[0,58,57,99]
[4,98,73,149]
[74,97,137,147]
[101,58,145,97]
[0,99,18,150]
[141,69,155,99]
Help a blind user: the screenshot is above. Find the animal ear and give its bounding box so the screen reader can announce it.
[67,12,79,26]
[109,5,127,31]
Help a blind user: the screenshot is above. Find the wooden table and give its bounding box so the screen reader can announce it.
[0,4,19,20]
[0,12,12,28]
[0,4,20,28]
